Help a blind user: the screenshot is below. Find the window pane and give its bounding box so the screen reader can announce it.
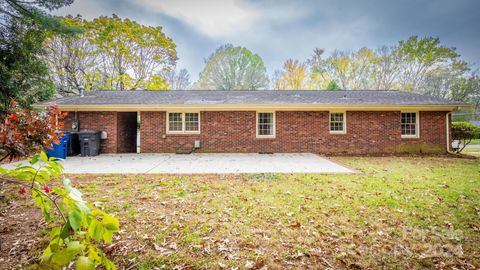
[258,113,274,136]
[185,113,199,131]
[401,113,417,136]
[330,112,345,132]
[168,113,183,131]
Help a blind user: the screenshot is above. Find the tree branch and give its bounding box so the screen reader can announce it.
[0,175,68,223]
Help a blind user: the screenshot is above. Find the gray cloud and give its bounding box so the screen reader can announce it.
[54,0,480,81]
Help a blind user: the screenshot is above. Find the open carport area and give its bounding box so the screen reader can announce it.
[5,153,354,174]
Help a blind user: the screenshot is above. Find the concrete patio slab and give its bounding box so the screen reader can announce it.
[3,153,354,174]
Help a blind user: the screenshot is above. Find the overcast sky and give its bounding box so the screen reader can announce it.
[54,0,480,81]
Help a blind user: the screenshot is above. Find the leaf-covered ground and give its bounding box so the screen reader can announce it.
[1,156,479,269]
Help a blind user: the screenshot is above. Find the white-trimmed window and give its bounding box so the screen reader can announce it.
[401,112,419,138]
[256,112,275,138]
[167,112,200,133]
[329,112,346,133]
[185,113,199,132]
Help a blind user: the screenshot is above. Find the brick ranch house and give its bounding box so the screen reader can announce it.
[34,90,470,155]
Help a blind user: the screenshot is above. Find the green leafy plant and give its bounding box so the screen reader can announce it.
[0,152,119,269]
[451,121,480,153]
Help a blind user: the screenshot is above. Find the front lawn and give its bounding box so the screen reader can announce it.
[1,156,479,269]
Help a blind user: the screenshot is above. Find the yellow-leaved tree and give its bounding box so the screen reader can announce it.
[44,15,178,94]
[274,59,309,90]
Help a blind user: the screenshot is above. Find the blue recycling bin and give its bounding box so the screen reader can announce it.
[46,132,71,159]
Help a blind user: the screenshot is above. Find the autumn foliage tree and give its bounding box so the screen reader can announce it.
[276,36,478,109]
[0,101,66,162]
[44,15,178,93]
[274,59,309,90]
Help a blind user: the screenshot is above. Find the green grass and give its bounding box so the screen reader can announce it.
[470,139,480,145]
[464,147,480,157]
[63,157,480,269]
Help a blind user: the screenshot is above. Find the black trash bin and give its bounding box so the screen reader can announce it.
[78,131,101,156]
[67,133,80,156]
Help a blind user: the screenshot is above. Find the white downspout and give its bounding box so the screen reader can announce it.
[446,112,453,153]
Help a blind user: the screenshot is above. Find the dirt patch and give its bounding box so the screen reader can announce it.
[0,183,45,270]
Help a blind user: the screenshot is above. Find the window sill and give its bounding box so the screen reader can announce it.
[401,135,420,139]
[166,132,200,135]
[256,135,276,139]
[329,131,347,135]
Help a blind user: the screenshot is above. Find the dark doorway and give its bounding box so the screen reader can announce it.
[117,112,137,153]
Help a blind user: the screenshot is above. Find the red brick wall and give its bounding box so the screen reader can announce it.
[63,112,118,153]
[398,111,449,153]
[323,111,401,154]
[62,110,449,154]
[140,111,449,154]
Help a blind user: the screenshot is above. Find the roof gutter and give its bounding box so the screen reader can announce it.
[32,103,472,112]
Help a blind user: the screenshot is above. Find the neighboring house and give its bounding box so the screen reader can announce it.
[34,90,470,155]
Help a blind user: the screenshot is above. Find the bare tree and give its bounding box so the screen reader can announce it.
[44,16,99,95]
[161,68,191,90]
[370,46,402,90]
[420,62,469,99]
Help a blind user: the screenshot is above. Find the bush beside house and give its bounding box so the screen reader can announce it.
[451,122,480,152]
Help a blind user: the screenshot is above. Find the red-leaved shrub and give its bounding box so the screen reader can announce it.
[0,101,67,161]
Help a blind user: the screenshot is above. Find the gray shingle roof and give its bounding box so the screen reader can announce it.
[36,90,469,107]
